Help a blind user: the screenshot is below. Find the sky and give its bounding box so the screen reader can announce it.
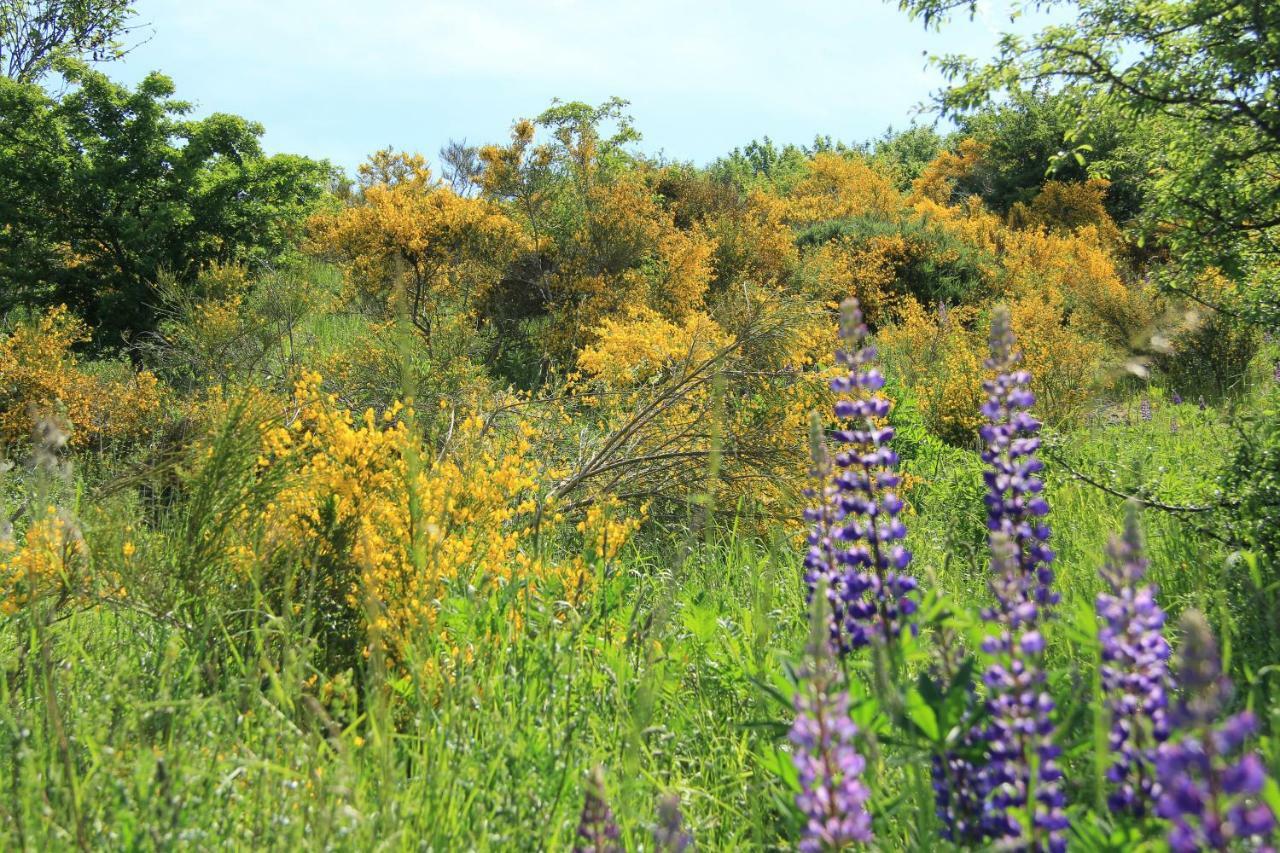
[110,0,1033,175]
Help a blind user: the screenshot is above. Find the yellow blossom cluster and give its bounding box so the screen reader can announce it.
[880,295,1105,442]
[0,509,88,616]
[0,306,163,449]
[229,373,635,657]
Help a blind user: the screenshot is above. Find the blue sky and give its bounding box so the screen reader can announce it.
[112,0,1031,174]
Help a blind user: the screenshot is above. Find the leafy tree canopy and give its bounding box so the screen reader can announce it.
[0,62,333,343]
[896,0,1280,328]
[0,0,135,82]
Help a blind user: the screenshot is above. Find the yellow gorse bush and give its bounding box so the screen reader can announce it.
[881,294,1105,443]
[233,372,631,657]
[0,305,162,449]
[0,508,89,616]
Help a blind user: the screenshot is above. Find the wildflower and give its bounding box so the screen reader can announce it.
[979,534,1068,850]
[804,298,916,653]
[1155,611,1276,851]
[980,306,1057,618]
[1171,391,1183,405]
[1140,396,1153,422]
[977,310,1065,851]
[1198,396,1207,412]
[653,794,692,852]
[929,624,987,846]
[1097,505,1170,816]
[790,595,874,851]
[574,766,621,853]
[933,746,987,846]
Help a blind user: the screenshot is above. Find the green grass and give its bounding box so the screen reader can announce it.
[2,379,1278,850]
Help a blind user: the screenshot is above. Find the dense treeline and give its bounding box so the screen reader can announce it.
[1,0,1278,848]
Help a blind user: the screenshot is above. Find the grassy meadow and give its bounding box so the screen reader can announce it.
[3,0,1280,849]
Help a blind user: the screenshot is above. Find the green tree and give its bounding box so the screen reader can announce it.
[707,136,810,195]
[954,90,1146,222]
[0,63,332,341]
[867,124,946,192]
[896,0,1280,328]
[0,0,135,81]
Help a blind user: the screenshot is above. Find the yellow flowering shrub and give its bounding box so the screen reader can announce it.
[879,298,986,444]
[650,224,716,318]
[0,306,163,449]
[1009,294,1107,421]
[999,224,1153,347]
[577,308,730,385]
[1008,179,1123,248]
[0,509,89,616]
[908,138,987,206]
[1156,269,1260,386]
[798,240,895,326]
[223,372,631,662]
[786,153,901,226]
[570,293,846,527]
[881,295,1105,443]
[708,189,798,289]
[307,152,523,340]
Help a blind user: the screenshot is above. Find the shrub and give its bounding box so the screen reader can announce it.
[0,305,163,451]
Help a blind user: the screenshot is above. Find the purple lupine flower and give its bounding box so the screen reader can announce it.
[804,298,917,653]
[979,534,1068,851]
[653,794,692,852]
[1140,396,1153,422]
[930,624,988,846]
[1198,396,1207,412]
[803,411,846,649]
[574,766,622,853]
[977,310,1066,851]
[979,307,1058,618]
[1171,391,1183,405]
[933,747,988,845]
[1156,611,1276,851]
[790,590,874,851]
[1097,505,1171,816]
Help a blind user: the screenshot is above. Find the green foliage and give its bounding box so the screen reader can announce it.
[867,124,947,191]
[897,0,1280,328]
[0,64,332,341]
[1223,385,1280,579]
[795,212,990,306]
[0,0,134,81]
[707,136,811,195]
[955,89,1145,222]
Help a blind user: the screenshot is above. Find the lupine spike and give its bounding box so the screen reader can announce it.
[574,766,622,853]
[1155,611,1277,851]
[978,533,1068,850]
[979,305,1058,618]
[790,587,874,851]
[653,794,692,852]
[929,624,988,846]
[803,297,917,654]
[1097,503,1171,816]
[977,311,1066,851]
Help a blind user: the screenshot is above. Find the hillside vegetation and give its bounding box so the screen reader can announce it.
[1,0,1278,849]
